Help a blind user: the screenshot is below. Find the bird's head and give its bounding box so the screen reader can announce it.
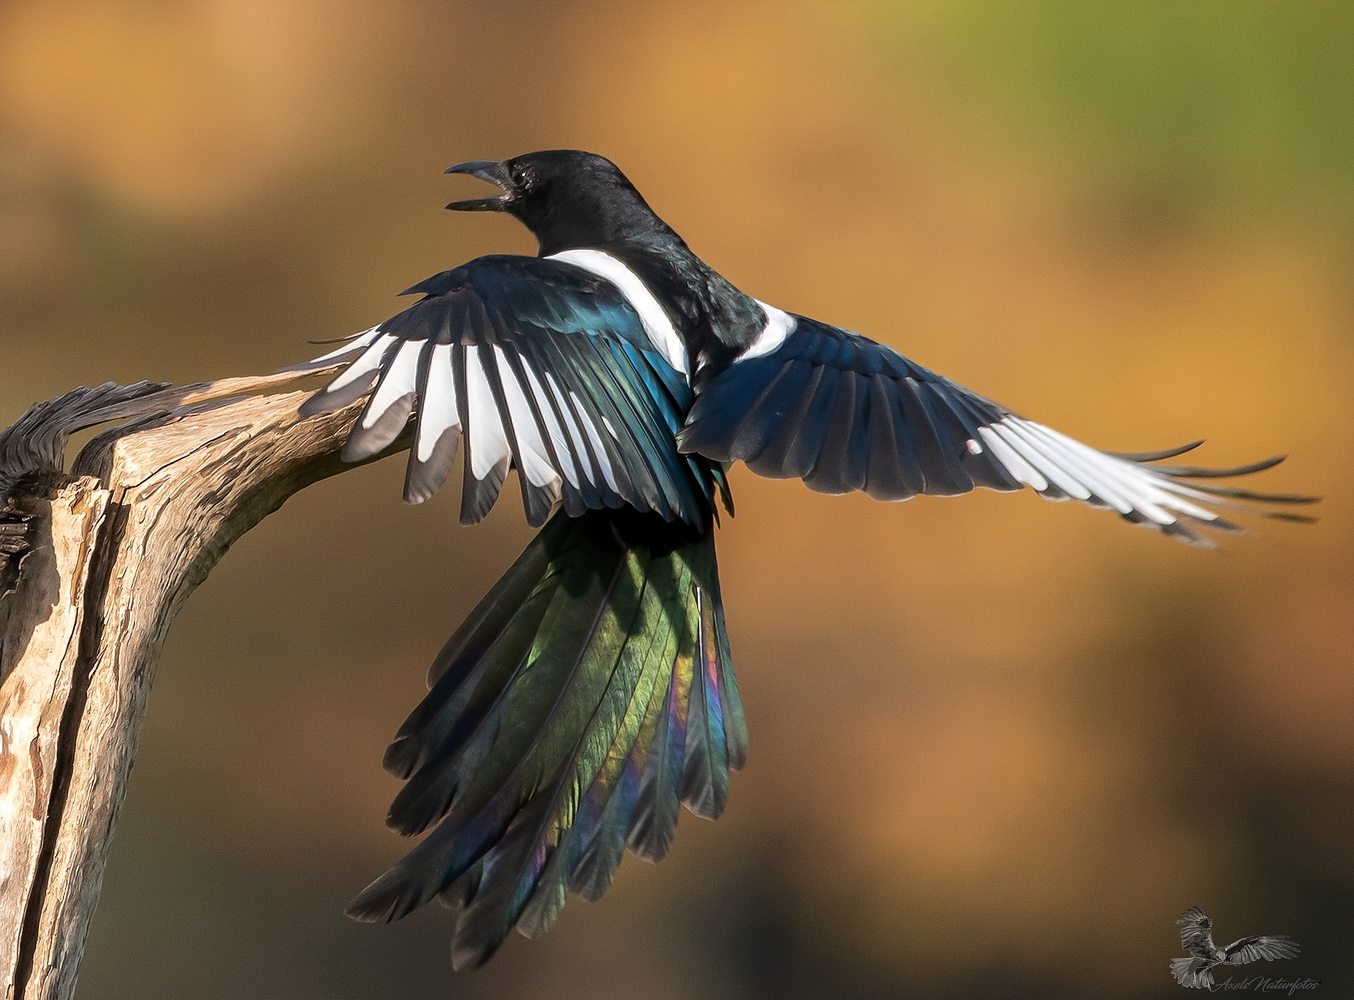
[445,150,673,255]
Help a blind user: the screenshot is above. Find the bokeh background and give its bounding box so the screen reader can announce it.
[2,1,1352,997]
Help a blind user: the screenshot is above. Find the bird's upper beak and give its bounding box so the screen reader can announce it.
[444,160,514,211]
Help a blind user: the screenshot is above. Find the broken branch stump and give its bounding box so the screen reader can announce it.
[0,370,386,1000]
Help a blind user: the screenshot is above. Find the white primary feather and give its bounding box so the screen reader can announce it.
[361,340,422,429]
[977,425,1048,492]
[543,371,613,490]
[493,346,560,488]
[327,333,396,393]
[464,348,511,480]
[568,388,620,492]
[1019,424,1141,515]
[1021,422,1172,520]
[415,343,459,463]
[304,326,381,367]
[997,419,1094,500]
[984,415,1230,527]
[518,361,580,488]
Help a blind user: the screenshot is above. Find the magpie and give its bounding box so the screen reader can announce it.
[293,150,1315,969]
[1171,906,1299,989]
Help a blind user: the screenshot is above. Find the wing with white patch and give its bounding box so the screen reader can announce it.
[296,255,720,528]
[678,315,1316,545]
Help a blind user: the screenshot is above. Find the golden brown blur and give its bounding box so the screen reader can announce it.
[3,2,1352,997]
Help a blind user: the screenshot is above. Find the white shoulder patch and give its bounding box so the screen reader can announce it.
[736,301,798,361]
[546,248,689,377]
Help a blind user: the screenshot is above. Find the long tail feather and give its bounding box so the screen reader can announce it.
[347,508,746,968]
[626,628,692,863]
[562,663,671,904]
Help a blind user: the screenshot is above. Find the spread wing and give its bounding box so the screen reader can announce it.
[680,315,1316,545]
[295,254,722,528]
[1178,905,1217,956]
[1223,935,1300,965]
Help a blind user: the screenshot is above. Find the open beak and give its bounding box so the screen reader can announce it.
[444,160,514,211]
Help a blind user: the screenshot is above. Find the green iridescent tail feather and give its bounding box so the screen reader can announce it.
[347,508,747,969]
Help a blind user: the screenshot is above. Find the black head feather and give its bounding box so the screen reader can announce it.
[447,150,680,256]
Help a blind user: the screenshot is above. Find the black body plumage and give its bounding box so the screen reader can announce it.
[293,149,1316,969]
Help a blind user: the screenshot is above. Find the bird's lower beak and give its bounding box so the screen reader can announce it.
[444,160,514,211]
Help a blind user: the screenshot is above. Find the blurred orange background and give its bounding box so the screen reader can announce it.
[2,2,1351,998]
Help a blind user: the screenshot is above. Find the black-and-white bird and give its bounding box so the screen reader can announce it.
[1171,906,1300,989]
[293,150,1315,968]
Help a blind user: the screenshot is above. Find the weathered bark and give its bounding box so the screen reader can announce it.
[0,369,393,1000]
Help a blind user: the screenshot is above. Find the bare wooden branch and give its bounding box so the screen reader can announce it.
[0,370,391,1000]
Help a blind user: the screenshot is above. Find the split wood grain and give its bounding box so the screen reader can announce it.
[0,369,395,1000]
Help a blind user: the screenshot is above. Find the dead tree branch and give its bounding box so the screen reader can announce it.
[0,369,393,1000]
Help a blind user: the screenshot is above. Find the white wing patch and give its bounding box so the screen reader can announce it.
[464,348,511,481]
[518,361,580,489]
[307,330,630,511]
[568,388,620,492]
[980,415,1233,529]
[327,332,396,393]
[545,248,689,377]
[493,346,560,489]
[296,257,719,527]
[544,371,609,490]
[362,340,422,430]
[416,343,459,462]
[282,326,382,374]
[736,301,798,361]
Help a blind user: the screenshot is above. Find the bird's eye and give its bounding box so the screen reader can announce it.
[510,165,530,188]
